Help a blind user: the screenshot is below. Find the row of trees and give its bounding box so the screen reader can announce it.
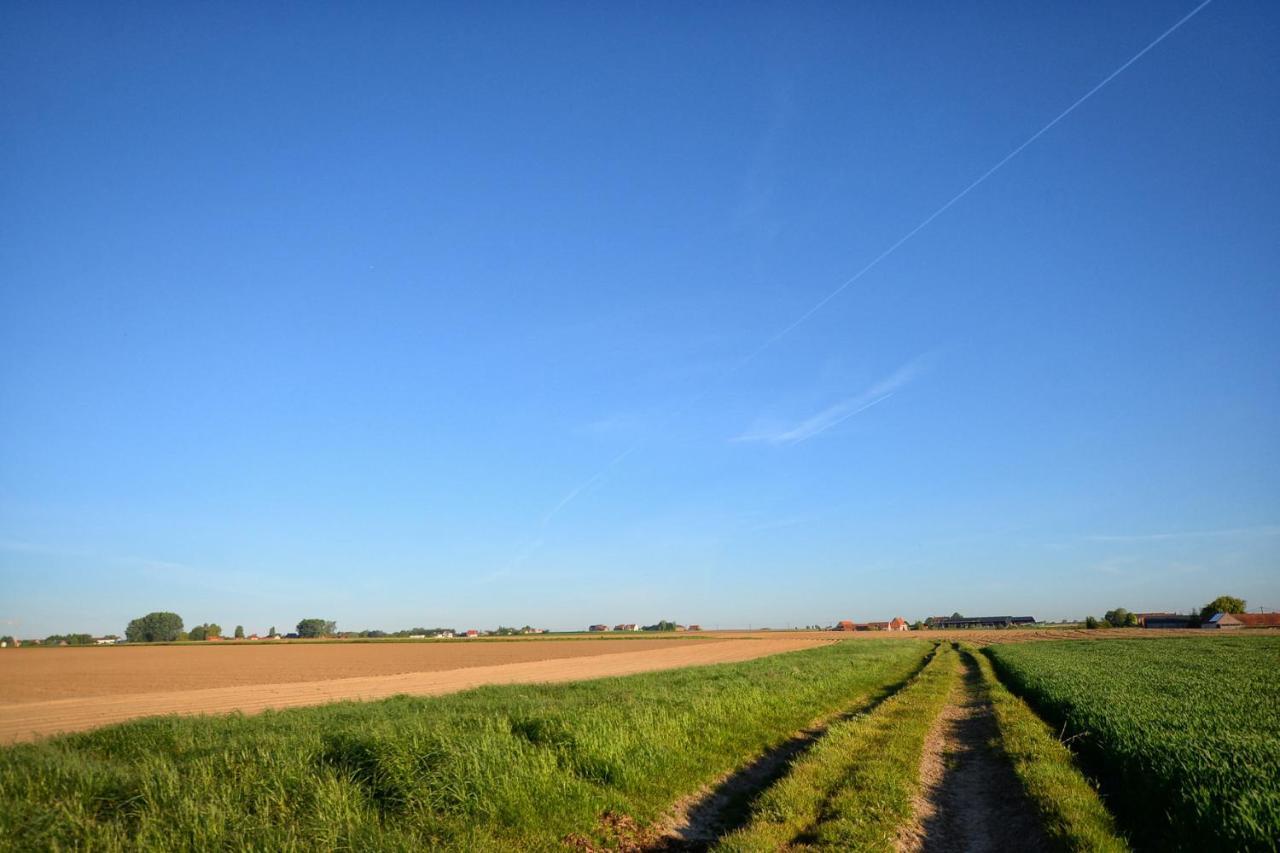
[124,612,286,643]
[1084,595,1247,629]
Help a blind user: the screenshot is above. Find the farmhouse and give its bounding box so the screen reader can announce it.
[834,617,910,632]
[588,624,609,632]
[1202,612,1244,630]
[1234,612,1280,628]
[613,624,638,632]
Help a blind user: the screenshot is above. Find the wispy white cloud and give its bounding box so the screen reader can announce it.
[735,357,927,445]
[1085,525,1280,543]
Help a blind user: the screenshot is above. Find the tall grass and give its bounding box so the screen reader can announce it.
[716,642,956,851]
[0,639,929,851]
[969,648,1127,852]
[988,637,1280,851]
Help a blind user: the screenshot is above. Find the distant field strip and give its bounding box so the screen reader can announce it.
[988,637,1280,850]
[0,638,824,744]
[0,639,929,850]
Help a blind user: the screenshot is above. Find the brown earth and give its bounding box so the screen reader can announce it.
[0,637,715,703]
[0,637,825,744]
[899,654,1048,853]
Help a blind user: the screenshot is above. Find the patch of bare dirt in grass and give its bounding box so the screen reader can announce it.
[899,656,1048,853]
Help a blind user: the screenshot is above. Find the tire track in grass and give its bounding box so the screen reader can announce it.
[901,651,1049,853]
[682,643,956,851]
[968,649,1127,852]
[644,644,943,851]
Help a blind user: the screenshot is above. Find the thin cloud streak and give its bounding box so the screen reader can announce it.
[736,359,924,445]
[497,1,1216,572]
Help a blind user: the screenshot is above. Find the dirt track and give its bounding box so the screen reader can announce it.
[901,655,1048,853]
[0,638,824,744]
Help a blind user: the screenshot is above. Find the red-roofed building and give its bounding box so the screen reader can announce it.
[1234,612,1280,628]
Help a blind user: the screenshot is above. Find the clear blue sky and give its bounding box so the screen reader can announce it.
[2,2,1277,636]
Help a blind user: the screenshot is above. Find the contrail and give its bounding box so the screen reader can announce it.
[736,0,1217,369]
[503,0,1216,567]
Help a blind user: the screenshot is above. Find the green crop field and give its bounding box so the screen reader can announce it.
[0,640,929,851]
[987,636,1280,851]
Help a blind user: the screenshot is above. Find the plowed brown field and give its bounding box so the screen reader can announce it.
[0,637,825,744]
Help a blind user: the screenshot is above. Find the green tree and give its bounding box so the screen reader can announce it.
[1103,608,1138,628]
[296,618,336,638]
[0,635,14,646]
[268,626,277,638]
[188,623,222,641]
[125,612,184,643]
[1085,616,1101,629]
[42,633,94,646]
[234,625,245,639]
[1200,595,1246,618]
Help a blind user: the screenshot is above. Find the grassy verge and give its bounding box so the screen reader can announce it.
[0,639,929,851]
[987,637,1280,850]
[968,648,1127,852]
[716,642,956,851]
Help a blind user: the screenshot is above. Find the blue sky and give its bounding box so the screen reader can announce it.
[2,1,1277,636]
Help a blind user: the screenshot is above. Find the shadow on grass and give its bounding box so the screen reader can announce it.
[647,644,941,852]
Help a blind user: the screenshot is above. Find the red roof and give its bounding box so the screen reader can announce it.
[1234,613,1280,628]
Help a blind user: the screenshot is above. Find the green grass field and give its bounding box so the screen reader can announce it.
[0,639,930,851]
[987,636,1280,851]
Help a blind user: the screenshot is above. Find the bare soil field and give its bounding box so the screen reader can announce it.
[0,637,712,703]
[0,637,825,744]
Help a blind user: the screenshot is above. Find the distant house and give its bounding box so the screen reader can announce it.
[589,624,609,632]
[464,629,479,637]
[1137,613,1198,629]
[93,637,119,645]
[934,616,1035,629]
[835,618,908,632]
[1234,613,1280,629]
[687,624,702,631]
[613,623,638,632]
[1198,612,1280,630]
